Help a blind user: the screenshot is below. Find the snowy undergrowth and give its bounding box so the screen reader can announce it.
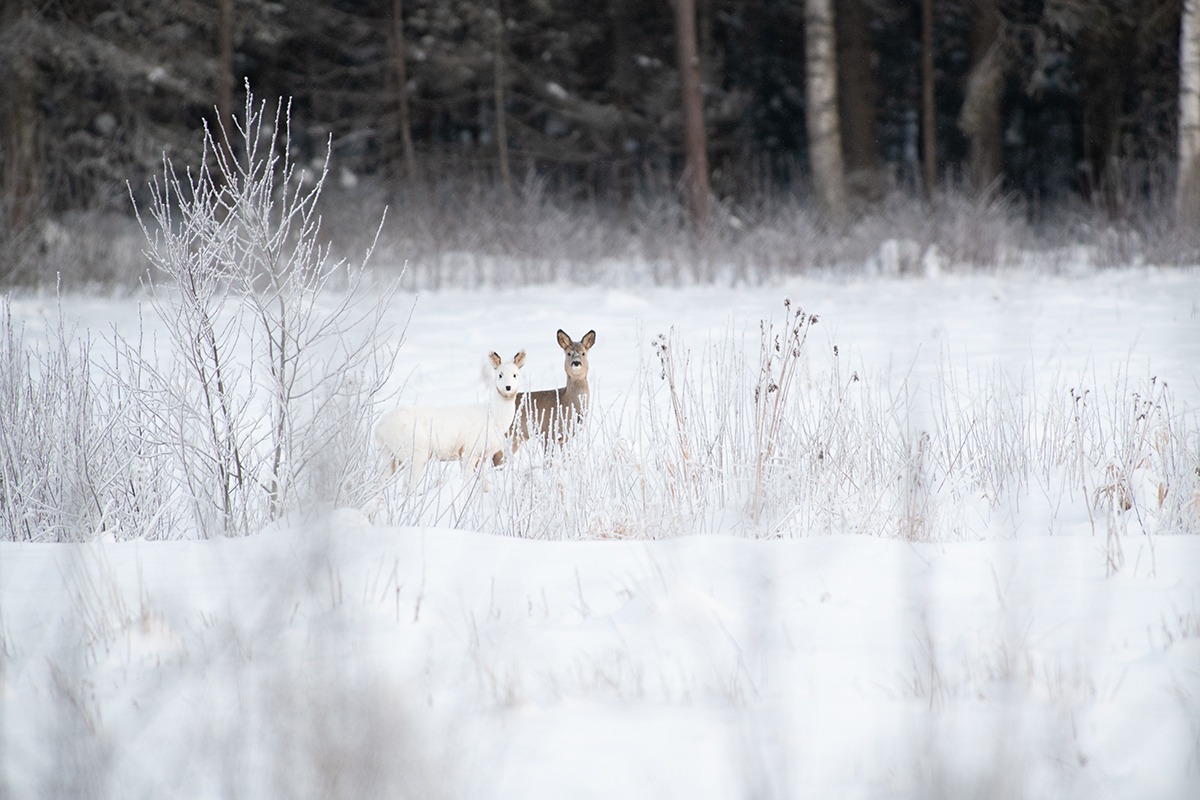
[5,282,1199,800]
[371,304,1200,550]
[6,522,1200,798]
[3,90,1195,545]
[5,288,1199,547]
[5,92,1200,800]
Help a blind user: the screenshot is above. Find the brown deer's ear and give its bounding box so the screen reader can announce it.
[489,351,502,369]
[581,330,596,350]
[513,349,527,368]
[557,329,572,350]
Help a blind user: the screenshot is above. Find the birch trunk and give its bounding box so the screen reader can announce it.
[1178,0,1200,226]
[805,0,847,220]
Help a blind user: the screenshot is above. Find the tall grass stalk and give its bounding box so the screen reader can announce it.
[750,299,816,525]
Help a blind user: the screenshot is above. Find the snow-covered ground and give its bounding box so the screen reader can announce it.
[3,267,1200,798]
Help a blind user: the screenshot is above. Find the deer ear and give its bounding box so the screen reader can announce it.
[557,329,571,350]
[581,330,596,350]
[513,349,527,368]
[489,351,502,369]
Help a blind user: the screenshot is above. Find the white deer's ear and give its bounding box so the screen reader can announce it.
[513,349,527,368]
[489,351,502,369]
[581,330,596,350]
[557,330,571,350]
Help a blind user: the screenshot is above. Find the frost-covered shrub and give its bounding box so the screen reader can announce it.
[130,89,400,537]
[0,298,175,542]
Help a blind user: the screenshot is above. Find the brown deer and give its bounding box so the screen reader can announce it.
[496,329,595,462]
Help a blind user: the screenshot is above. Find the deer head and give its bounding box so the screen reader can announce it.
[557,330,595,382]
[489,350,526,398]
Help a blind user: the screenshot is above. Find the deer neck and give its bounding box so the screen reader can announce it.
[491,388,518,429]
[562,373,589,409]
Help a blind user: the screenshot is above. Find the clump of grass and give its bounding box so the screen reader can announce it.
[750,298,817,525]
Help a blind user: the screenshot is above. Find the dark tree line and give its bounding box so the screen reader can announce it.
[0,0,1191,237]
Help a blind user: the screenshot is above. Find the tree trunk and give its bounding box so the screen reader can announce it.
[610,0,633,201]
[217,0,234,157]
[805,0,847,220]
[958,0,1003,196]
[493,0,512,200]
[673,0,711,232]
[2,0,39,230]
[920,0,936,202]
[835,0,882,202]
[392,0,417,189]
[1178,0,1200,226]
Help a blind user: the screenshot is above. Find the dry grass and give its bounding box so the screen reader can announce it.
[368,301,1200,544]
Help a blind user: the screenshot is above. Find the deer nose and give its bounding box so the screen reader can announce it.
[572,360,581,367]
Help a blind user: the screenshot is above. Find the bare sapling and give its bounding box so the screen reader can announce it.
[133,85,398,536]
[376,350,526,493]
[502,329,595,461]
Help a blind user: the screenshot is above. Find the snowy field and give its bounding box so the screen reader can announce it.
[3,267,1200,798]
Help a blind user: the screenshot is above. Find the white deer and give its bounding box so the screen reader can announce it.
[376,350,526,492]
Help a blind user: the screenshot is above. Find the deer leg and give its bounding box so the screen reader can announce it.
[377,450,396,484]
[406,452,428,494]
[462,450,493,492]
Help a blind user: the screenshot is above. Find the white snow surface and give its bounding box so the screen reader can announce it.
[4,268,1200,798]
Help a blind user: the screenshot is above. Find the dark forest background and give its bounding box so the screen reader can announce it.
[0,0,1193,287]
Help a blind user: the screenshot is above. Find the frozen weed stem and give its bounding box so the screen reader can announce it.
[751,299,816,525]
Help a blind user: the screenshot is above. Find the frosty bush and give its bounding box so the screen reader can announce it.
[129,90,399,537]
[1,93,401,542]
[0,297,175,542]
